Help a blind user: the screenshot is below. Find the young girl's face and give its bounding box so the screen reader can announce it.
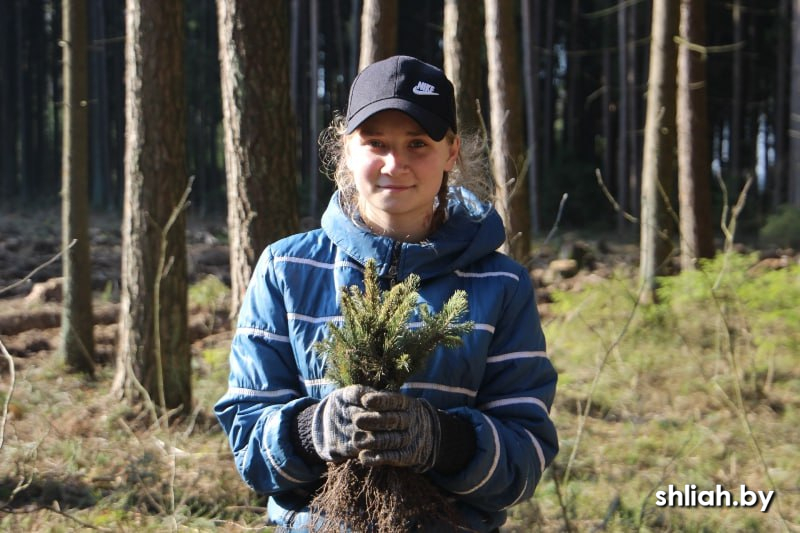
[345,110,459,242]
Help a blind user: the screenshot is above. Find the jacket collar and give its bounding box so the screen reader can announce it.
[320,188,506,281]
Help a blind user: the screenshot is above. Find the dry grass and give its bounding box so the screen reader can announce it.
[509,253,800,533]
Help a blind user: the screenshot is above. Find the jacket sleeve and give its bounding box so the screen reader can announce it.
[214,247,325,494]
[428,264,558,512]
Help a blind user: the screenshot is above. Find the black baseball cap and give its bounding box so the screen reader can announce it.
[345,55,457,141]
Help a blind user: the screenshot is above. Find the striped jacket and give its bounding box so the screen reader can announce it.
[214,189,558,532]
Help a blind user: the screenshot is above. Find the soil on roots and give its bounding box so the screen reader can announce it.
[308,460,462,533]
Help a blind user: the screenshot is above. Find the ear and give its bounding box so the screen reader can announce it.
[443,135,460,172]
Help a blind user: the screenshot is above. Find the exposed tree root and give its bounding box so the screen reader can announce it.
[309,460,462,532]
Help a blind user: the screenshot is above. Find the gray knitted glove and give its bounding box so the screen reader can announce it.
[311,384,374,463]
[354,391,441,472]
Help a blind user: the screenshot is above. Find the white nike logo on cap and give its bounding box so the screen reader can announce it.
[412,81,438,96]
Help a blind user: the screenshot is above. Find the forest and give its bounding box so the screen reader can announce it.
[1,0,799,531]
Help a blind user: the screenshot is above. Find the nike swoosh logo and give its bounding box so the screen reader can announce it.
[412,86,438,96]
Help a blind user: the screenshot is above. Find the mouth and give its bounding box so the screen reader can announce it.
[377,184,414,191]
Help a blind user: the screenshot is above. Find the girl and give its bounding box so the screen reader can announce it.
[215,55,558,532]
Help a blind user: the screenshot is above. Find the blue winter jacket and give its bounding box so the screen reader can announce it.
[214,189,559,532]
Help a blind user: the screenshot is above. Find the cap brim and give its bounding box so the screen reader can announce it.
[346,98,450,141]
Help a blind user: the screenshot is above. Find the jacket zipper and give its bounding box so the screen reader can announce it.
[386,242,401,287]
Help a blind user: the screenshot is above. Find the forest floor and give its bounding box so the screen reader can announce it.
[1,207,798,532]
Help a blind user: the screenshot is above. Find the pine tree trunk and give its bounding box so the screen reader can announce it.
[522,0,541,235]
[89,0,110,208]
[677,0,714,271]
[790,0,800,205]
[564,0,580,152]
[627,2,641,217]
[358,0,397,70]
[601,19,613,230]
[639,0,679,303]
[443,0,483,135]
[541,0,556,175]
[773,0,789,207]
[616,1,629,233]
[217,0,299,318]
[308,0,320,218]
[114,0,191,414]
[61,0,95,374]
[0,1,14,201]
[484,0,530,260]
[730,0,743,189]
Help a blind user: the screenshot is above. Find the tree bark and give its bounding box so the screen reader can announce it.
[639,0,679,303]
[443,0,483,135]
[677,0,714,271]
[217,0,299,318]
[89,0,110,209]
[773,0,790,207]
[522,0,541,235]
[61,0,95,373]
[627,2,641,217]
[564,0,580,152]
[729,0,742,189]
[541,0,556,174]
[114,0,191,414]
[308,0,320,218]
[616,1,629,232]
[484,0,530,260]
[790,0,800,205]
[358,0,397,70]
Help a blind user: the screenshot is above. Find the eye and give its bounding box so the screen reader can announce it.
[409,139,427,149]
[367,139,384,149]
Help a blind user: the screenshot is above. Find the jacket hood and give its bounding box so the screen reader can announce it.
[320,188,506,281]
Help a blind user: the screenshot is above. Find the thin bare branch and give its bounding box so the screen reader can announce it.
[595,168,637,224]
[0,239,76,297]
[543,193,569,246]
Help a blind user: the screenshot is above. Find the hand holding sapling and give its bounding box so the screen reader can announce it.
[355,391,440,472]
[311,384,375,463]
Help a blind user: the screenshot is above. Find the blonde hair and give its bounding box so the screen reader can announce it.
[319,114,495,226]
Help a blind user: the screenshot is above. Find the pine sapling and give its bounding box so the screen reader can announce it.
[309,259,473,532]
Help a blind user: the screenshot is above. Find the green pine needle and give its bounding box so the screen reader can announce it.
[315,259,473,391]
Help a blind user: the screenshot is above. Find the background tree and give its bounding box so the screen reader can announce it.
[616,0,631,232]
[791,0,800,205]
[639,0,679,303]
[60,0,95,374]
[113,0,191,415]
[677,0,714,271]
[522,0,541,235]
[443,0,484,135]
[217,0,300,318]
[773,0,790,207]
[484,0,530,260]
[3,0,799,245]
[539,0,556,178]
[359,0,398,70]
[729,0,744,190]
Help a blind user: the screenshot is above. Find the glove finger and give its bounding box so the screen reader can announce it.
[353,429,411,450]
[358,449,410,468]
[353,410,409,431]
[361,391,411,411]
[339,384,374,405]
[336,404,368,429]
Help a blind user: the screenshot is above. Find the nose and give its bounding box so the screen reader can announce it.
[381,150,408,174]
